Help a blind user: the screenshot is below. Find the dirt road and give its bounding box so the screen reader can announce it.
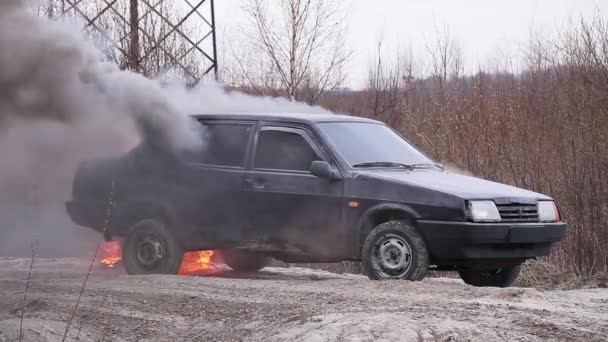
[1,257,607,342]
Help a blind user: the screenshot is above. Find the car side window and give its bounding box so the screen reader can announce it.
[186,123,253,167]
[254,128,321,172]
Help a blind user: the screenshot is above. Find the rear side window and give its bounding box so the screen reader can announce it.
[187,123,253,167]
[254,129,321,171]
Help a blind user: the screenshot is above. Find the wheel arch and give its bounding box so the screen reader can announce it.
[355,203,421,257]
[114,199,177,237]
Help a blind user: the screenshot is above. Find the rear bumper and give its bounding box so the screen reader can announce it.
[66,200,110,234]
[417,220,566,261]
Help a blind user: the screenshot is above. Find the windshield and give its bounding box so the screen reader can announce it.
[319,122,432,167]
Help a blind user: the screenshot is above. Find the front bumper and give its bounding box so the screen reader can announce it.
[417,220,566,261]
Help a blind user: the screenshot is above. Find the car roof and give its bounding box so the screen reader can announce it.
[191,112,382,125]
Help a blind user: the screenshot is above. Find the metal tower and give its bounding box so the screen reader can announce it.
[60,0,218,84]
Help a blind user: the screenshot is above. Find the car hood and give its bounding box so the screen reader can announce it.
[357,169,551,201]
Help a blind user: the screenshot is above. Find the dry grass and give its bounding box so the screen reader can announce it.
[62,180,115,341]
[517,260,608,290]
[19,241,38,342]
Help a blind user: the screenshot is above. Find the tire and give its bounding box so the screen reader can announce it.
[122,219,183,275]
[222,250,268,272]
[362,220,430,281]
[458,265,521,288]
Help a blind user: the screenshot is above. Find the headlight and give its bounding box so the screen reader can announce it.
[468,200,501,222]
[538,201,560,222]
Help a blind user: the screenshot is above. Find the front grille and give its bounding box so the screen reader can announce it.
[496,204,539,222]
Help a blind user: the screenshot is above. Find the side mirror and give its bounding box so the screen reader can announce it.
[310,161,341,180]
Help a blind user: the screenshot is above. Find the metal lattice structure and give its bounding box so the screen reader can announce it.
[60,0,217,84]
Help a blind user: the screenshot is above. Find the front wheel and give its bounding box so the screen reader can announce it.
[458,265,521,287]
[122,219,183,275]
[362,220,430,281]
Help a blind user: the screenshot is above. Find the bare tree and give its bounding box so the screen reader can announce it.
[365,34,416,126]
[230,0,351,103]
[29,0,61,17]
[425,21,463,102]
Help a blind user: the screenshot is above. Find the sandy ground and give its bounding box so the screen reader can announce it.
[0,258,607,342]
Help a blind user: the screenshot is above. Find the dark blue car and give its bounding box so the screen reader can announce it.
[66,113,566,287]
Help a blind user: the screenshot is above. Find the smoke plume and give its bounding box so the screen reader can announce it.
[0,0,328,257]
[0,0,205,152]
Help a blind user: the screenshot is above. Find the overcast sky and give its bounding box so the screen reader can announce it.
[214,0,607,88]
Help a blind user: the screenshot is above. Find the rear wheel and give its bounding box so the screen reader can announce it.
[362,220,429,281]
[122,219,183,275]
[458,265,521,287]
[222,250,268,272]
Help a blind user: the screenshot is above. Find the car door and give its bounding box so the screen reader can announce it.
[179,120,255,246]
[243,124,345,258]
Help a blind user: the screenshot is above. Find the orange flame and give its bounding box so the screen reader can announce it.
[100,241,122,268]
[99,241,216,275]
[178,250,215,275]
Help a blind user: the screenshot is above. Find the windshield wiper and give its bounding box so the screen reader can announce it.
[352,162,414,169]
[410,163,445,171]
[352,162,445,171]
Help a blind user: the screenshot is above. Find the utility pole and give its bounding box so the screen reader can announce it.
[128,0,141,72]
[211,0,218,80]
[59,0,217,82]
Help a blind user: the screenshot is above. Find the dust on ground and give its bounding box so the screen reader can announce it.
[0,258,606,342]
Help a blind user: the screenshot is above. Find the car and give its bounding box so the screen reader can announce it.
[66,113,566,287]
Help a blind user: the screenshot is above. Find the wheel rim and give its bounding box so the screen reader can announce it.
[371,234,413,279]
[135,235,165,269]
